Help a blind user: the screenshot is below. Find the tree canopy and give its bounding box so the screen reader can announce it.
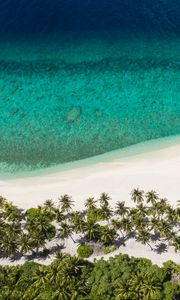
[0,189,179,299]
[0,254,179,299]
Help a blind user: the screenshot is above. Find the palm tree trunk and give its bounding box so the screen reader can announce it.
[119,230,125,239]
[70,235,76,243]
[147,243,153,251]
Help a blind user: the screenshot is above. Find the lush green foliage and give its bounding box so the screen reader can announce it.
[87,255,180,300]
[0,253,93,300]
[77,243,94,258]
[0,189,180,299]
[103,245,118,254]
[0,189,179,259]
[0,254,179,299]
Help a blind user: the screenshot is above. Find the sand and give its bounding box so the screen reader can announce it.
[0,135,180,266]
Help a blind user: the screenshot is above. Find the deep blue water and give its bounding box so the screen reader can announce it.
[0,1,180,174]
[0,0,180,35]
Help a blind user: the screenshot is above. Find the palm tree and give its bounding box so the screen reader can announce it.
[70,212,85,233]
[3,202,21,223]
[58,221,76,243]
[131,188,144,204]
[136,230,153,251]
[99,204,112,223]
[30,231,46,254]
[54,208,65,223]
[99,193,111,207]
[32,217,55,241]
[85,197,97,210]
[0,218,5,237]
[55,255,85,286]
[158,198,168,215]
[99,226,116,245]
[139,273,162,299]
[62,255,85,277]
[36,205,45,214]
[52,288,70,300]
[83,221,100,241]
[157,221,172,239]
[0,196,7,209]
[128,208,147,231]
[148,202,159,219]
[133,215,148,233]
[165,206,178,225]
[115,281,135,300]
[54,251,66,261]
[31,266,49,290]
[43,199,55,211]
[5,222,22,237]
[70,211,81,224]
[119,218,133,239]
[58,194,74,214]
[111,218,121,230]
[2,233,18,256]
[135,203,148,218]
[171,235,180,252]
[149,218,160,233]
[35,218,50,234]
[20,283,42,300]
[18,234,32,254]
[145,190,159,205]
[54,255,89,299]
[176,206,180,220]
[111,218,125,240]
[115,201,129,217]
[128,207,139,221]
[151,199,168,221]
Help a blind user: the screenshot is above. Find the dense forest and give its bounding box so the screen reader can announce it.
[0,253,180,299]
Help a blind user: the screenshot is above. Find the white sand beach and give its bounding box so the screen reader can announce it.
[0,135,180,266]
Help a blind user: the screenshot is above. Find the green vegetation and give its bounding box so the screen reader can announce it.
[0,253,92,300]
[0,189,179,258]
[0,189,179,298]
[88,255,180,300]
[103,245,118,254]
[0,253,179,299]
[77,243,93,258]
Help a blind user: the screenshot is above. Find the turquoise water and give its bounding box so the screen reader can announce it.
[0,33,180,174]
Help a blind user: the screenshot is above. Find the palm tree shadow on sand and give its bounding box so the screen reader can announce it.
[150,232,161,242]
[9,243,65,262]
[154,242,168,254]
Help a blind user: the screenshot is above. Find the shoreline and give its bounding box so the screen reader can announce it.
[0,134,180,209]
[1,134,180,180]
[0,134,180,266]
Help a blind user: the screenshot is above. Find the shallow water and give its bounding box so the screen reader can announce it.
[0,2,180,174]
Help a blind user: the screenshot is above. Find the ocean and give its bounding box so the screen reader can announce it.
[0,0,180,174]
